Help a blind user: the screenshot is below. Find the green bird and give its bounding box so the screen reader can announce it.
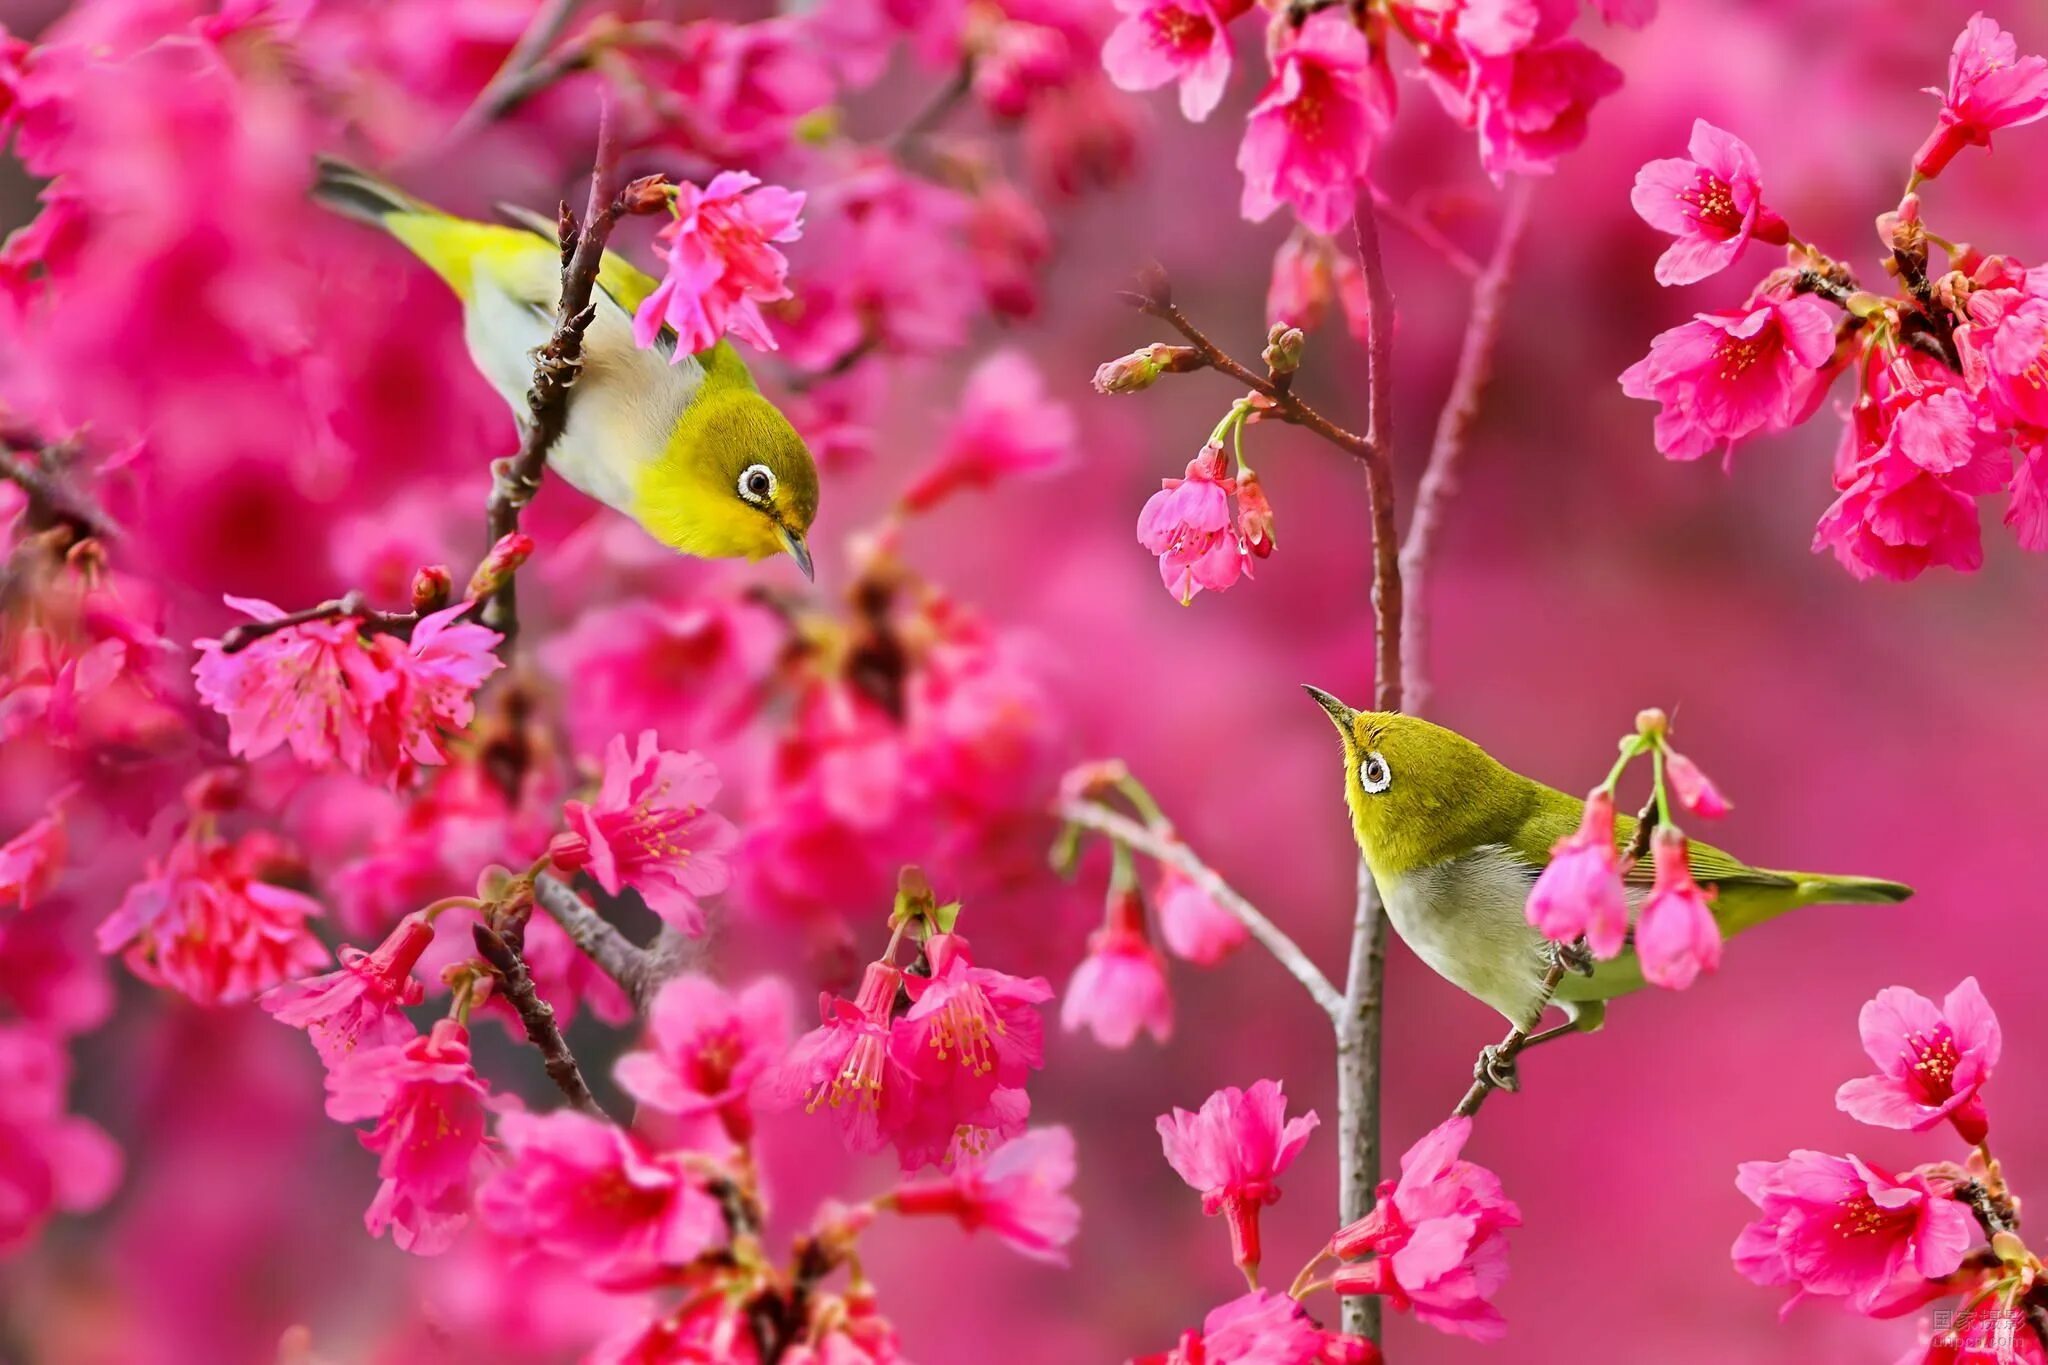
[1305,687,1912,1082]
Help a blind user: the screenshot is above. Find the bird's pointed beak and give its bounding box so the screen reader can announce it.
[778,526,815,582]
[1303,684,1357,732]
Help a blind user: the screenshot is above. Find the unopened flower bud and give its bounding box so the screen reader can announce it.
[476,863,519,902]
[466,532,534,601]
[545,831,590,875]
[617,175,675,216]
[1634,708,1669,739]
[410,564,453,613]
[1262,324,1305,375]
[1236,470,1277,558]
[1093,343,1200,394]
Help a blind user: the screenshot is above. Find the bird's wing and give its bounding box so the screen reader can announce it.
[493,201,667,318]
[1505,788,1794,891]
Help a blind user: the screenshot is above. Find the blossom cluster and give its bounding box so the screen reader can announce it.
[1138,1079,1522,1357]
[1623,14,2048,581]
[1525,708,1729,990]
[1733,979,2036,1364]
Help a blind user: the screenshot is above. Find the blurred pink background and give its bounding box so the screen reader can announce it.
[4,1,2046,1362]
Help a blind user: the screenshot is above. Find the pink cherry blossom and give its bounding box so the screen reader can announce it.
[1426,31,1623,183]
[1814,370,2010,581]
[1732,1151,1975,1314]
[1525,789,1627,958]
[626,18,835,166]
[1102,0,1248,123]
[0,1024,122,1254]
[1631,119,1790,286]
[901,350,1078,513]
[974,19,1081,121]
[1620,294,1837,460]
[261,911,432,1065]
[1914,14,2048,178]
[97,829,328,1006]
[1902,1311,2048,1365]
[1237,12,1390,236]
[1329,1116,1521,1341]
[1157,1078,1319,1278]
[1975,295,2048,428]
[1267,230,1372,341]
[477,1109,725,1290]
[325,1018,496,1255]
[1635,828,1722,991]
[0,802,68,910]
[966,178,1052,320]
[613,973,793,1144]
[1836,979,2001,1146]
[1154,865,1249,965]
[1061,889,1174,1047]
[193,599,502,787]
[1663,747,1730,817]
[774,960,912,1154]
[1138,442,1248,605]
[897,932,1051,1100]
[592,1293,762,1365]
[886,1125,1081,1264]
[632,171,806,356]
[561,732,738,936]
[1135,1289,1376,1365]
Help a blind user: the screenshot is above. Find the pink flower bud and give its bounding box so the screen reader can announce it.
[1092,342,1201,394]
[466,532,534,601]
[545,831,591,875]
[1636,829,1721,990]
[1662,747,1730,817]
[1235,470,1277,559]
[1525,790,1627,958]
[410,564,453,613]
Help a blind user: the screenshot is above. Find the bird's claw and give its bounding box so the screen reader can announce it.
[1475,1043,1520,1093]
[1549,937,1596,978]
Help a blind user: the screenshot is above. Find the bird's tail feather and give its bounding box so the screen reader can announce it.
[311,156,429,225]
[1790,873,1914,906]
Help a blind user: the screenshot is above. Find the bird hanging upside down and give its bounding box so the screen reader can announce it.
[313,158,820,579]
[1305,687,1912,1087]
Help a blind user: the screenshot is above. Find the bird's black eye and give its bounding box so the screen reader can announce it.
[738,464,775,503]
[1360,751,1392,794]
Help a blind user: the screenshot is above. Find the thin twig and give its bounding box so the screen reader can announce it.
[1054,798,1344,1019]
[889,60,975,154]
[217,590,418,654]
[1452,794,1659,1120]
[1399,179,1535,713]
[1370,186,1483,280]
[0,442,119,542]
[473,920,605,1118]
[533,874,661,1006]
[1336,195,1400,1345]
[1135,297,1379,462]
[453,0,592,135]
[480,104,624,642]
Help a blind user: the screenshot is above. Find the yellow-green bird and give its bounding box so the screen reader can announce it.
[313,159,819,578]
[1305,688,1912,1083]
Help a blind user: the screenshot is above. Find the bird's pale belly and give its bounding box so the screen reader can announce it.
[1380,845,1558,1024]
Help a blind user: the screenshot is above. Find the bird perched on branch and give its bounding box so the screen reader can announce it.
[1305,687,1912,1082]
[313,159,819,578]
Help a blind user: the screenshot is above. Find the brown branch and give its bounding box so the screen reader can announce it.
[889,61,975,155]
[479,105,626,643]
[532,874,659,1003]
[473,919,605,1118]
[1399,179,1534,713]
[1054,797,1344,1017]
[454,0,593,133]
[0,441,119,543]
[1336,196,1400,1345]
[1452,793,1659,1120]
[217,590,418,654]
[1132,292,1379,462]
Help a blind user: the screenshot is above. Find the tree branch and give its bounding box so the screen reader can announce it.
[1399,179,1534,713]
[1054,798,1344,1019]
[454,0,592,133]
[480,103,625,642]
[1370,185,1482,280]
[473,920,605,1117]
[1337,195,1400,1344]
[215,590,418,654]
[1452,793,1658,1119]
[532,874,663,1005]
[0,443,119,543]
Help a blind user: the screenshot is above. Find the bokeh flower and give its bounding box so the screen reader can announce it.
[614,973,793,1144]
[1061,888,1173,1048]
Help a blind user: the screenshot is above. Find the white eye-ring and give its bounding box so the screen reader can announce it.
[1360,751,1393,794]
[738,464,776,505]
